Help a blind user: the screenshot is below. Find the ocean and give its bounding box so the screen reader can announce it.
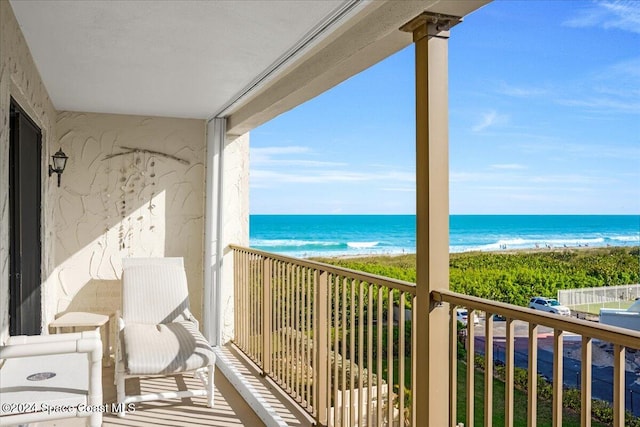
[249,215,640,258]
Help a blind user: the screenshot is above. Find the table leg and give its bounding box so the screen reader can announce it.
[104,322,111,367]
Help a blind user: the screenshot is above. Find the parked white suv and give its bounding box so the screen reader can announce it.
[456,308,480,326]
[528,297,571,316]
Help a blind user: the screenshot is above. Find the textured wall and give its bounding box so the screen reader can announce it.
[0,1,57,341]
[54,112,206,322]
[1,0,249,342]
[221,132,250,343]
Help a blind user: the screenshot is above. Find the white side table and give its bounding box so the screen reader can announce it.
[50,312,111,366]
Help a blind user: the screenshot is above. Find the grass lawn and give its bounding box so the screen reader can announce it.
[571,300,634,315]
[456,361,608,427]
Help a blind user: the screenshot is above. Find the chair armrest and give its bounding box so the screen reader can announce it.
[1,331,101,359]
[116,310,126,331]
[184,309,199,330]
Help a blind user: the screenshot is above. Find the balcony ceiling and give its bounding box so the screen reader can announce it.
[10,0,488,130]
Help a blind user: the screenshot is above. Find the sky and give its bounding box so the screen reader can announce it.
[249,1,640,215]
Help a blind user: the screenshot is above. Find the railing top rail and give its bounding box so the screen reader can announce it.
[433,289,640,348]
[230,244,416,294]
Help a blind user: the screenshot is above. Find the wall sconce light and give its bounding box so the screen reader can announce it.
[48,148,68,187]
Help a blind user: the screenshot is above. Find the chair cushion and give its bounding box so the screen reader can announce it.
[122,262,191,325]
[123,321,215,375]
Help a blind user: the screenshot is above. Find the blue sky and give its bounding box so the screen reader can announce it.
[250,1,640,215]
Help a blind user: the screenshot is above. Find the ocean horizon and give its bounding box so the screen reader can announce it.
[249,214,640,258]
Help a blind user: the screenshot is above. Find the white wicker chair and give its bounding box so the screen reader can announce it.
[0,331,103,427]
[115,257,215,416]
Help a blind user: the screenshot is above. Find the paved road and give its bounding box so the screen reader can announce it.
[468,319,640,416]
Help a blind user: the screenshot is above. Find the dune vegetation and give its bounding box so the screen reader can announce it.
[313,246,640,307]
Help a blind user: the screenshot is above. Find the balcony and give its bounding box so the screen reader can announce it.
[230,246,640,427]
[7,246,638,426]
[2,2,637,426]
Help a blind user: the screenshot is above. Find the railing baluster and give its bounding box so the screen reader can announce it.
[276,261,283,385]
[449,304,457,427]
[505,318,515,427]
[295,265,300,401]
[312,268,318,418]
[368,284,374,427]
[399,291,406,427]
[412,294,417,427]
[341,277,347,427]
[282,261,287,387]
[233,251,238,344]
[252,255,257,360]
[581,336,592,427]
[254,254,258,356]
[234,251,239,346]
[613,344,625,427]
[553,329,564,427]
[258,256,263,366]
[484,312,493,427]
[350,279,356,427]
[244,252,249,352]
[467,308,475,427]
[387,287,394,427]
[358,280,365,427]
[263,258,272,376]
[244,251,249,351]
[377,285,383,427]
[307,268,312,410]
[528,323,538,427]
[289,263,295,394]
[316,270,329,426]
[250,254,255,358]
[239,251,244,348]
[333,275,339,427]
[301,267,307,407]
[280,261,286,387]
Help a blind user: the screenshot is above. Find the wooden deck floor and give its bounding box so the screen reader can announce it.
[30,344,313,427]
[32,357,264,426]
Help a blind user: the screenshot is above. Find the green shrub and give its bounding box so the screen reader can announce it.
[316,247,640,307]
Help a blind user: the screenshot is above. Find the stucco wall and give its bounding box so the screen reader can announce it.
[221,132,250,343]
[1,0,249,343]
[53,112,206,323]
[0,0,57,342]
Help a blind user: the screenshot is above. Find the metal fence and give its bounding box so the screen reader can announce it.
[558,284,640,312]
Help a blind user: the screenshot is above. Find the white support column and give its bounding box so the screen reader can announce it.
[401,12,461,427]
[204,118,226,345]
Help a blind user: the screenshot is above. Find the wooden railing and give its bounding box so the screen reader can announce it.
[433,290,640,427]
[231,246,640,426]
[232,245,416,426]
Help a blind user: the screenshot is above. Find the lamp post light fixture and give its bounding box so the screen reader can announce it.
[48,148,68,187]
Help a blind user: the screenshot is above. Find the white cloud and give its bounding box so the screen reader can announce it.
[250,145,346,167]
[472,110,507,132]
[557,96,640,114]
[528,174,616,185]
[252,146,309,155]
[380,187,415,193]
[556,57,640,114]
[450,171,505,183]
[563,0,640,34]
[490,164,527,170]
[498,83,548,98]
[251,169,415,186]
[515,141,640,160]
